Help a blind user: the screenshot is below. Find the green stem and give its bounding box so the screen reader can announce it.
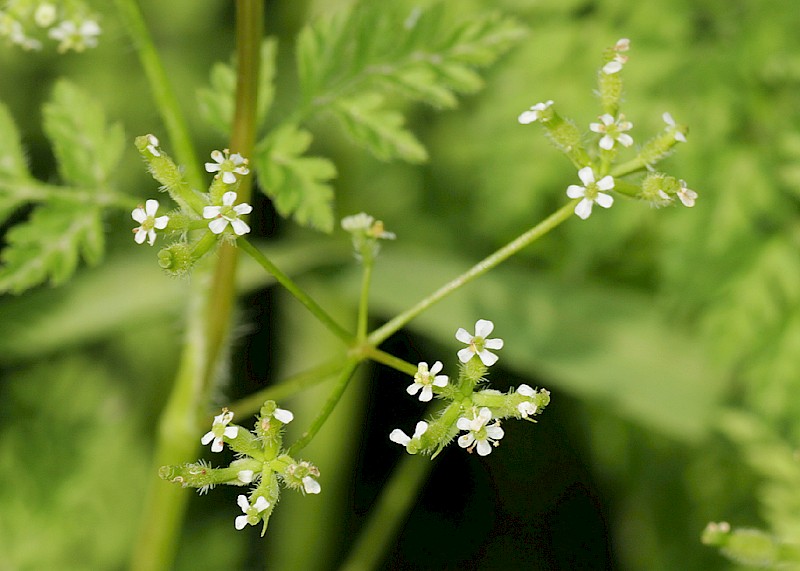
[367,201,577,346]
[286,359,360,456]
[238,238,354,343]
[222,357,346,424]
[113,0,204,190]
[356,257,374,341]
[364,346,417,376]
[339,455,433,571]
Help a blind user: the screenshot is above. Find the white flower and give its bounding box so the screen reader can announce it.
[457,407,504,456]
[205,149,250,184]
[518,100,554,124]
[237,470,255,484]
[662,112,687,143]
[34,4,57,28]
[131,199,169,246]
[234,495,269,530]
[516,384,538,418]
[145,134,161,157]
[677,179,697,207]
[566,166,615,220]
[456,319,504,367]
[48,19,100,52]
[589,114,633,150]
[203,191,253,235]
[273,407,294,424]
[302,475,321,494]
[602,38,630,74]
[200,409,238,453]
[341,212,395,240]
[389,421,428,448]
[407,361,448,402]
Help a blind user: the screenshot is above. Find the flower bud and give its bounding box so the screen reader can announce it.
[157,243,194,276]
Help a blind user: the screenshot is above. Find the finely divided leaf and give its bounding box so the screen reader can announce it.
[254,124,336,232]
[43,80,124,187]
[332,93,428,163]
[0,101,32,225]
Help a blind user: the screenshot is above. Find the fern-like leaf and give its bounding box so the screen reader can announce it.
[254,124,336,232]
[0,101,32,225]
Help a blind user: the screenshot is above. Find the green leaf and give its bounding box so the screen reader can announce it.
[0,200,104,293]
[0,100,32,225]
[332,93,428,162]
[42,80,125,187]
[197,39,277,136]
[254,124,336,232]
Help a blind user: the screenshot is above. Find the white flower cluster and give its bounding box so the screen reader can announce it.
[0,2,100,52]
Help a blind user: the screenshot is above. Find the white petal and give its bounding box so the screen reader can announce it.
[303,476,321,494]
[484,338,504,350]
[210,150,225,164]
[662,112,675,126]
[574,199,593,220]
[456,417,472,431]
[224,426,238,439]
[599,114,614,125]
[474,319,494,338]
[237,470,254,483]
[518,110,538,124]
[407,382,422,396]
[478,350,499,367]
[208,217,229,234]
[413,421,429,438]
[230,218,251,236]
[205,162,221,173]
[143,199,158,216]
[146,230,157,246]
[596,176,615,191]
[274,408,294,424]
[617,134,634,147]
[201,431,215,445]
[599,135,614,150]
[131,207,147,223]
[430,361,443,375]
[222,172,237,184]
[455,328,473,344]
[419,386,433,402]
[516,384,535,396]
[577,166,595,186]
[233,203,253,215]
[134,229,147,244]
[457,347,475,363]
[222,191,238,206]
[476,440,493,456]
[154,216,169,229]
[433,376,449,387]
[595,192,614,209]
[203,206,221,219]
[486,425,505,440]
[253,496,269,512]
[603,61,623,74]
[235,515,249,530]
[231,153,245,165]
[478,408,493,423]
[458,434,474,448]
[674,131,687,143]
[237,495,250,512]
[389,429,411,446]
[210,438,223,453]
[566,184,586,199]
[589,122,603,134]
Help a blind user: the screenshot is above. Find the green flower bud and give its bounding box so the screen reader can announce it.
[639,173,678,207]
[598,71,623,117]
[157,243,194,276]
[543,115,591,168]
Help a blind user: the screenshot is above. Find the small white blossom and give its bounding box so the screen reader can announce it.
[341,212,396,240]
[602,38,630,74]
[235,495,269,530]
[285,461,321,494]
[237,470,255,484]
[203,191,253,235]
[302,475,321,495]
[131,199,169,246]
[48,19,100,52]
[662,112,687,143]
[457,407,504,456]
[145,134,161,157]
[589,114,633,150]
[205,149,250,184]
[389,421,428,448]
[518,100,554,124]
[566,166,615,220]
[273,407,294,424]
[407,361,448,402]
[516,384,538,418]
[34,4,57,28]
[677,179,697,207]
[201,409,238,453]
[456,319,504,367]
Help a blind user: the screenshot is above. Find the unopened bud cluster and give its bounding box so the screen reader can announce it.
[0,0,100,52]
[131,134,253,275]
[518,38,697,220]
[390,319,550,458]
[160,402,321,535]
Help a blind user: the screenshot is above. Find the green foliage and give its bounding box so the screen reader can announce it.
[0,80,126,294]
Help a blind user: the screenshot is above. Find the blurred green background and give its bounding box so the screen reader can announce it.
[3,0,800,569]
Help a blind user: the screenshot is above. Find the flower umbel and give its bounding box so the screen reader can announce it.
[518,100,554,124]
[234,495,269,530]
[589,114,633,150]
[407,361,449,402]
[456,319,504,367]
[203,191,253,235]
[457,407,504,456]
[201,409,238,453]
[205,149,250,184]
[48,19,100,53]
[131,199,169,246]
[566,166,615,220]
